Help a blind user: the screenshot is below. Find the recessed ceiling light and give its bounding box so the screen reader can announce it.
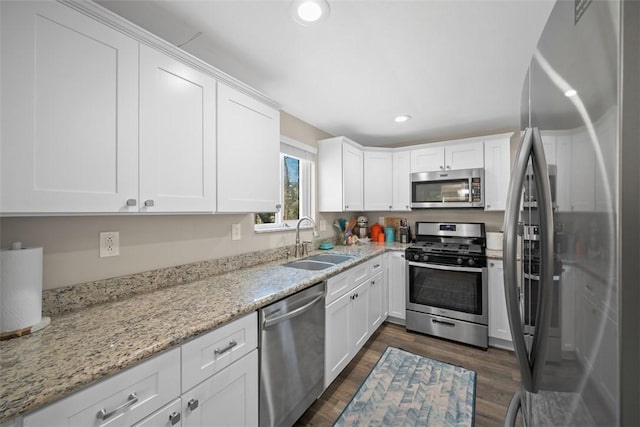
[291,0,330,26]
[394,115,412,123]
[564,89,577,97]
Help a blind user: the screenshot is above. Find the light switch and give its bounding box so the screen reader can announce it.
[232,223,241,241]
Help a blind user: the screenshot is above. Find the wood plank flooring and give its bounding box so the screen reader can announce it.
[295,322,521,426]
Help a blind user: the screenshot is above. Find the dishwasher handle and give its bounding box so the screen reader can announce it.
[263,292,325,329]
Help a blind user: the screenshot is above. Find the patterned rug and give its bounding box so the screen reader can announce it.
[334,347,476,427]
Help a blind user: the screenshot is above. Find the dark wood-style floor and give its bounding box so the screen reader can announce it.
[295,322,521,426]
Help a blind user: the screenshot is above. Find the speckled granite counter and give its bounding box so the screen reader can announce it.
[0,242,408,423]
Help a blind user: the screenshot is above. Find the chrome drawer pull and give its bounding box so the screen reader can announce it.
[126,198,137,207]
[373,264,381,268]
[214,339,237,355]
[187,398,199,411]
[96,392,138,420]
[169,411,181,425]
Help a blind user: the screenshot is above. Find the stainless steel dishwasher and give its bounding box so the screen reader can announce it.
[259,281,325,427]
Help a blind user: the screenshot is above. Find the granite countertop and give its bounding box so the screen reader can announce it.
[0,242,408,423]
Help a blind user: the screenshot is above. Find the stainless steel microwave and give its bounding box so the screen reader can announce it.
[411,168,484,208]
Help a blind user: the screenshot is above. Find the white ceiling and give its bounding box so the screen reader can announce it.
[97,0,555,146]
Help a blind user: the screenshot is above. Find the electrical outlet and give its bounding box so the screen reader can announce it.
[319,220,327,232]
[231,223,241,241]
[99,231,120,258]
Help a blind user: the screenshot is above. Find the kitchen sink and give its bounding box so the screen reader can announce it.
[283,254,357,271]
[283,260,335,270]
[306,254,356,264]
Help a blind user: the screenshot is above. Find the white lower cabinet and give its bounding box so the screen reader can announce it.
[23,348,181,427]
[22,313,259,427]
[488,260,513,349]
[325,256,388,389]
[368,271,385,331]
[387,251,406,321]
[181,350,258,427]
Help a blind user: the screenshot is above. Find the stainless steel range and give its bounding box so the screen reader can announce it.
[405,222,488,349]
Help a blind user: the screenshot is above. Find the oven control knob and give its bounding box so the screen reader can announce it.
[457,257,463,265]
[468,258,475,266]
[413,254,420,261]
[422,255,429,262]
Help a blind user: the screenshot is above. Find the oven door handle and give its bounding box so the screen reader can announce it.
[408,261,485,273]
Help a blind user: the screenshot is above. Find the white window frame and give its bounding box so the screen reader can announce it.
[255,136,316,232]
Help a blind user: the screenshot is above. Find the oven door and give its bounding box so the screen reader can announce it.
[407,261,488,325]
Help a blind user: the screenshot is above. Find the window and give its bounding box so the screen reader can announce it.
[255,137,316,231]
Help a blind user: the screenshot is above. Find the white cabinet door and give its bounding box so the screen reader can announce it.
[445,141,484,170]
[325,292,352,388]
[410,146,444,173]
[343,143,364,211]
[392,151,412,211]
[488,260,512,344]
[483,137,511,211]
[181,350,258,427]
[139,45,216,213]
[217,83,279,213]
[1,1,138,213]
[364,151,393,210]
[387,252,406,320]
[540,131,557,165]
[350,280,370,353]
[368,271,385,332]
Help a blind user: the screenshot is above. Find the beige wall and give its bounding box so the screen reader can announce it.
[0,112,336,290]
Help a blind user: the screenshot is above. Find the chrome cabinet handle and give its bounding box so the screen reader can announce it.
[439,165,444,170]
[446,165,451,169]
[214,339,237,355]
[126,199,137,207]
[144,199,154,207]
[187,398,199,411]
[275,203,282,212]
[345,204,349,209]
[169,412,181,425]
[503,127,535,393]
[405,205,409,209]
[373,264,381,268]
[432,318,455,327]
[96,392,138,420]
[389,205,392,209]
[487,204,491,208]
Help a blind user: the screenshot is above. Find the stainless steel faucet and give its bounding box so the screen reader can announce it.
[295,216,318,257]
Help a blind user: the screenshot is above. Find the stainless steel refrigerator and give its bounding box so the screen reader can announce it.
[503,0,640,425]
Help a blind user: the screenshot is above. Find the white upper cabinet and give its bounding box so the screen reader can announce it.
[483,135,512,211]
[391,151,411,211]
[217,83,280,213]
[410,146,444,173]
[318,137,364,212]
[139,45,216,213]
[363,151,393,210]
[1,1,139,214]
[410,141,483,173]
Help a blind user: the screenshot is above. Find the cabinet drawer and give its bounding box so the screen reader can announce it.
[23,348,180,427]
[369,256,384,277]
[132,398,182,427]
[326,270,351,305]
[350,260,370,285]
[181,312,257,392]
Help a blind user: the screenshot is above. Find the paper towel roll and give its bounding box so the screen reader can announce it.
[1,246,43,337]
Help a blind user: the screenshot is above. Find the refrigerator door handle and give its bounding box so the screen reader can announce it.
[529,127,554,390]
[504,390,521,427]
[503,127,535,392]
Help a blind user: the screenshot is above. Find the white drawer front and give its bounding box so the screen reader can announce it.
[350,260,370,285]
[325,270,351,305]
[181,312,257,392]
[369,255,384,277]
[23,348,180,427]
[132,398,182,427]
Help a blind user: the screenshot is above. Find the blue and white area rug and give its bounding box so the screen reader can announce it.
[334,347,476,427]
